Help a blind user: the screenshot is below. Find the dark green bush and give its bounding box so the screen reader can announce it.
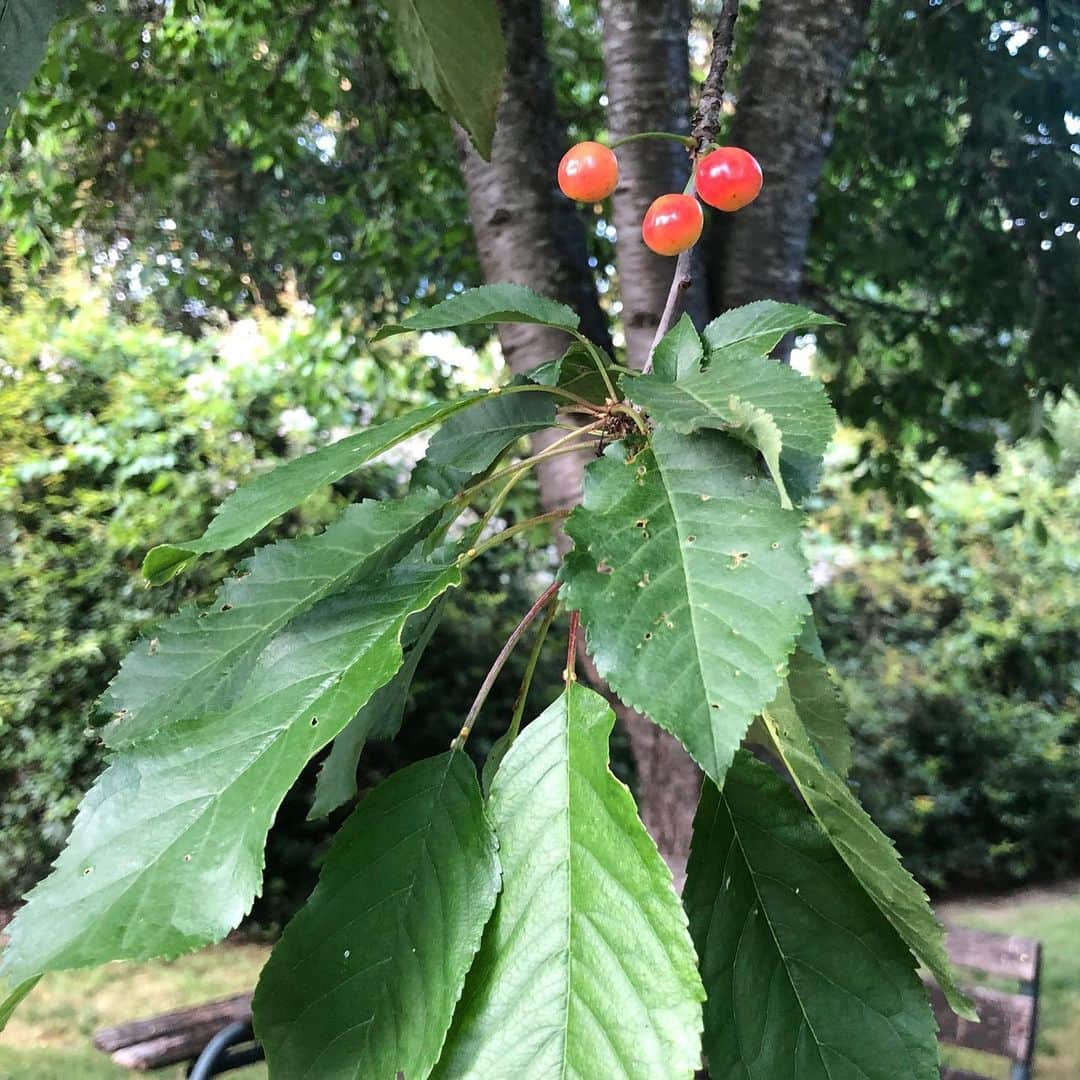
[809,398,1080,892]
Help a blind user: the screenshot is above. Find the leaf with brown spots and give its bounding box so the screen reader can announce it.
[559,428,813,785]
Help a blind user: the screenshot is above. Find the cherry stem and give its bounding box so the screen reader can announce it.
[505,601,559,749]
[565,610,581,685]
[452,581,562,750]
[571,330,619,403]
[463,509,571,562]
[609,131,696,151]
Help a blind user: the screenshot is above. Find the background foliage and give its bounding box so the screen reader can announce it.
[811,400,1080,892]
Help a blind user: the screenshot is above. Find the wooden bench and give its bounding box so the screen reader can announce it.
[932,924,1042,1080]
[93,925,1042,1076]
[92,992,257,1073]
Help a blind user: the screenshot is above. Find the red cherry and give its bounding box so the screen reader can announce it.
[641,194,704,256]
[695,147,763,211]
[558,141,619,202]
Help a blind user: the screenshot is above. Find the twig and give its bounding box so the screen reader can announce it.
[451,582,561,750]
[565,611,580,685]
[643,0,743,375]
[644,248,695,373]
[506,602,559,745]
[690,0,742,156]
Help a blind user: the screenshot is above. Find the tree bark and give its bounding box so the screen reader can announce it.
[455,0,612,515]
[596,0,728,890]
[708,0,871,336]
[598,0,708,369]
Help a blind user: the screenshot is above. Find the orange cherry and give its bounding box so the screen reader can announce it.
[696,147,763,212]
[641,193,704,255]
[558,141,619,203]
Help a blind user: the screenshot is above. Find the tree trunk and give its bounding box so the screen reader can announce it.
[708,0,871,338]
[455,0,612,515]
[595,0,710,889]
[598,0,708,368]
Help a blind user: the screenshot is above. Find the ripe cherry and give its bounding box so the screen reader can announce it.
[641,194,704,255]
[558,141,619,203]
[695,147,763,212]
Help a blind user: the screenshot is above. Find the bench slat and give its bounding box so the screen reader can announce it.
[93,992,252,1053]
[944,924,1040,983]
[928,981,1035,1063]
[110,1022,256,1072]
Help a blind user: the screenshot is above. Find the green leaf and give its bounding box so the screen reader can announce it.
[142,398,482,584]
[628,352,837,503]
[760,685,976,1018]
[435,684,703,1078]
[105,492,446,748]
[384,0,505,159]
[425,382,557,487]
[528,341,618,404]
[308,600,444,820]
[373,284,579,341]
[702,300,837,361]
[254,750,499,1079]
[786,622,852,776]
[0,1,76,138]
[560,430,812,785]
[651,313,704,382]
[726,395,793,508]
[0,562,460,986]
[684,752,939,1080]
[0,975,39,1032]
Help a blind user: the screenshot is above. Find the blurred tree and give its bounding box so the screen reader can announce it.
[1,0,479,331]
[0,266,571,912]
[810,0,1080,486]
[809,394,1080,892]
[8,2,1075,456]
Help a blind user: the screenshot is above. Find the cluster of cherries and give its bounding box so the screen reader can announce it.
[557,140,762,255]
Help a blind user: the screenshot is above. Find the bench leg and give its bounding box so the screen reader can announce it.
[186,1021,263,1080]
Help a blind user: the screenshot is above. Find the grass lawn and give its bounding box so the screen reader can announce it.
[0,942,269,1079]
[1,885,1077,1078]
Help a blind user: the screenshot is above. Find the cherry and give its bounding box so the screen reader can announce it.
[641,194,704,255]
[695,147,763,212]
[558,141,619,203]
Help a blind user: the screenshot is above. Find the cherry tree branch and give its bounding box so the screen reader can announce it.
[690,0,742,156]
[643,0,742,375]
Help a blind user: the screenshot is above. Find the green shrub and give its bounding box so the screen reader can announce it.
[809,398,1080,891]
[0,272,538,910]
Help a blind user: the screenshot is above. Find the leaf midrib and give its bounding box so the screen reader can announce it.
[400,0,470,120]
[650,447,726,777]
[761,706,957,1005]
[302,755,456,1080]
[718,793,836,1079]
